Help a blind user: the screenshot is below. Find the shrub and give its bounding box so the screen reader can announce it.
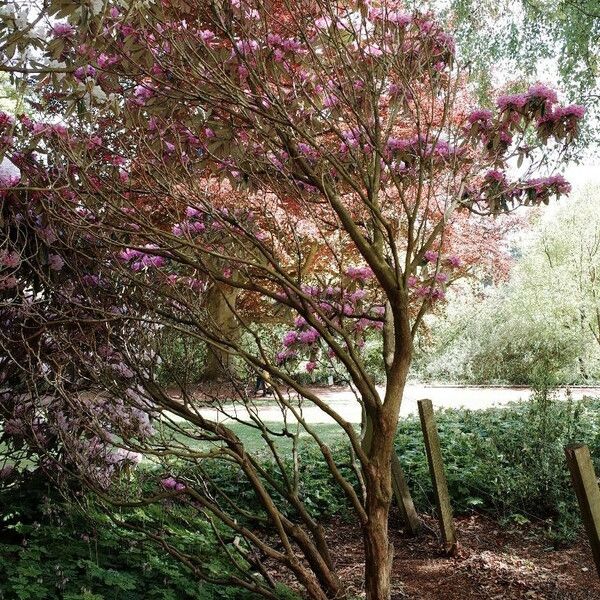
[0,477,295,600]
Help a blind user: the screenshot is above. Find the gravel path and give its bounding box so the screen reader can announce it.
[198,384,600,424]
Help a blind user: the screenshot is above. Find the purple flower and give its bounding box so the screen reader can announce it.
[525,83,558,107]
[298,328,320,345]
[48,254,65,271]
[424,250,439,263]
[446,255,462,268]
[52,22,76,38]
[1,250,20,268]
[161,476,185,491]
[559,104,586,119]
[199,30,215,43]
[485,170,507,186]
[297,143,314,157]
[276,350,297,365]
[467,109,492,126]
[282,330,298,347]
[496,94,527,112]
[133,85,154,105]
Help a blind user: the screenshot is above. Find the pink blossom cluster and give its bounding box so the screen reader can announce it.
[161,476,186,491]
[537,104,586,141]
[497,83,557,114]
[119,245,166,270]
[367,8,412,27]
[521,174,571,199]
[346,266,374,281]
[52,22,76,38]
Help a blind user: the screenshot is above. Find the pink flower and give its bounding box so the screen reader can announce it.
[467,109,492,128]
[388,11,411,26]
[0,112,15,127]
[97,53,119,68]
[497,94,527,112]
[346,266,374,281]
[364,44,384,57]
[315,16,332,29]
[0,275,18,289]
[446,255,462,268]
[424,250,439,263]
[133,85,154,105]
[1,250,20,268]
[435,272,448,283]
[234,39,259,55]
[298,328,320,345]
[525,83,558,107]
[161,476,185,491]
[52,22,76,38]
[199,30,215,43]
[297,142,314,156]
[283,330,298,347]
[48,254,65,271]
[276,349,297,364]
[306,361,317,373]
[559,104,586,119]
[485,170,507,186]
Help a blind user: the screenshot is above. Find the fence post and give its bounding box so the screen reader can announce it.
[564,444,600,577]
[391,452,421,535]
[417,398,457,553]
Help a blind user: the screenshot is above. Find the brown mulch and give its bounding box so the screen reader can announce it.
[316,511,600,599]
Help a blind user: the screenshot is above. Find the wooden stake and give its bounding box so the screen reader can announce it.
[564,444,600,577]
[417,398,457,553]
[391,451,421,535]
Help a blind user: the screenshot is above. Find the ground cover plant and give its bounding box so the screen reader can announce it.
[2,396,599,599]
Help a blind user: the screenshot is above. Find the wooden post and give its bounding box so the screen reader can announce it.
[391,452,421,535]
[417,398,457,553]
[564,444,600,577]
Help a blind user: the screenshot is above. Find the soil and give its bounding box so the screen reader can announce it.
[314,511,600,599]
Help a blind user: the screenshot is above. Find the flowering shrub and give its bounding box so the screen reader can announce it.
[0,1,585,599]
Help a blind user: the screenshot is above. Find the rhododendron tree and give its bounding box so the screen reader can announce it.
[0,1,585,599]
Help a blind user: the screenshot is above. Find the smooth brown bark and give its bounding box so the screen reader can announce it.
[361,350,412,600]
[201,284,241,380]
[363,499,394,600]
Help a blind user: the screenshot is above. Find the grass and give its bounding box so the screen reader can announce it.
[153,420,353,455]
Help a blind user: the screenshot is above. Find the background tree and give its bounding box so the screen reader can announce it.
[416,183,600,385]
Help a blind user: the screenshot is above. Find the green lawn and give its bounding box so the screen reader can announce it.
[154,420,354,455]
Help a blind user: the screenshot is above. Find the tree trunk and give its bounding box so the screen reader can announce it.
[361,321,412,600]
[202,284,240,381]
[364,499,393,600]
